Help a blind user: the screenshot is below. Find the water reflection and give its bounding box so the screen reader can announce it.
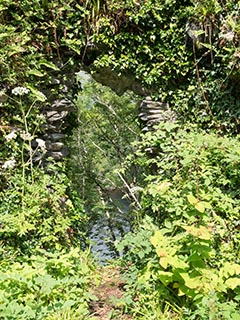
[88,190,131,263]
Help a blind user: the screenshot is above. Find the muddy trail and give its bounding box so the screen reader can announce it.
[90,266,132,320]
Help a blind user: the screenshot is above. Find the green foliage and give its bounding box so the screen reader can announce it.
[0,86,86,256]
[1,1,240,319]
[94,0,192,89]
[87,0,240,132]
[0,248,98,320]
[0,167,86,256]
[68,76,140,210]
[117,122,240,318]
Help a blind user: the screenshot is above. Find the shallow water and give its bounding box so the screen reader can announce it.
[88,192,131,263]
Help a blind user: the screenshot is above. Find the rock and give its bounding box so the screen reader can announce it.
[48,133,66,141]
[45,111,68,122]
[90,67,146,96]
[46,142,64,151]
[139,97,176,131]
[50,99,75,111]
[42,123,64,132]
[47,147,69,160]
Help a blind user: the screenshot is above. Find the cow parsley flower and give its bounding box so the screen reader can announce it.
[12,86,30,96]
[20,131,33,141]
[5,131,17,142]
[36,138,46,151]
[2,159,16,170]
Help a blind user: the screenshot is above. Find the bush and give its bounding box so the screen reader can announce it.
[0,248,98,320]
[118,122,240,319]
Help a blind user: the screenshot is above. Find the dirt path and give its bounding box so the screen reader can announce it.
[90,266,132,320]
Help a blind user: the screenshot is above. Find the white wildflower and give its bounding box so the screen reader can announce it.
[2,159,16,170]
[12,86,30,96]
[36,138,46,151]
[5,131,17,142]
[20,131,33,141]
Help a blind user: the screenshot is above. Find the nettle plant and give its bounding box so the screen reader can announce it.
[119,122,240,317]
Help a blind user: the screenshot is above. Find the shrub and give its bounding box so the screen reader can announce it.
[118,122,240,318]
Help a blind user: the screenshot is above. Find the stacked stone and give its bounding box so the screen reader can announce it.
[43,98,74,161]
[139,96,176,132]
[32,62,80,164]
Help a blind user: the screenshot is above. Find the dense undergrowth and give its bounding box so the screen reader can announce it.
[117,123,240,319]
[1,0,240,319]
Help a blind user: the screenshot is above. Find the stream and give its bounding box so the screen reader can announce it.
[87,189,132,263]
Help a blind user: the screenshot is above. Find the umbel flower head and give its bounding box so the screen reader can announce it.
[5,131,17,142]
[12,86,30,96]
[36,138,46,151]
[2,159,16,170]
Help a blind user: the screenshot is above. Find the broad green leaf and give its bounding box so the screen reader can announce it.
[178,287,186,296]
[0,32,10,39]
[168,256,188,269]
[62,299,76,309]
[150,230,165,247]
[155,181,171,193]
[195,201,211,213]
[8,44,25,56]
[180,272,201,289]
[28,69,45,77]
[232,313,240,320]
[195,201,205,213]
[221,262,240,277]
[156,248,167,258]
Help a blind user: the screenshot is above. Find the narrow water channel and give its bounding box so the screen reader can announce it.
[87,190,132,263]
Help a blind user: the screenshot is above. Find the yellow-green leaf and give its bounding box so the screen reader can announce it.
[195,201,205,213]
[187,194,198,205]
[27,86,46,102]
[150,230,165,247]
[28,69,45,77]
[155,181,171,193]
[183,225,211,240]
[160,257,168,269]
[225,278,240,290]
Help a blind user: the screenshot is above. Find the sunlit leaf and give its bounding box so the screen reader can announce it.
[187,194,198,205]
[160,256,168,269]
[28,69,45,77]
[225,278,240,290]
